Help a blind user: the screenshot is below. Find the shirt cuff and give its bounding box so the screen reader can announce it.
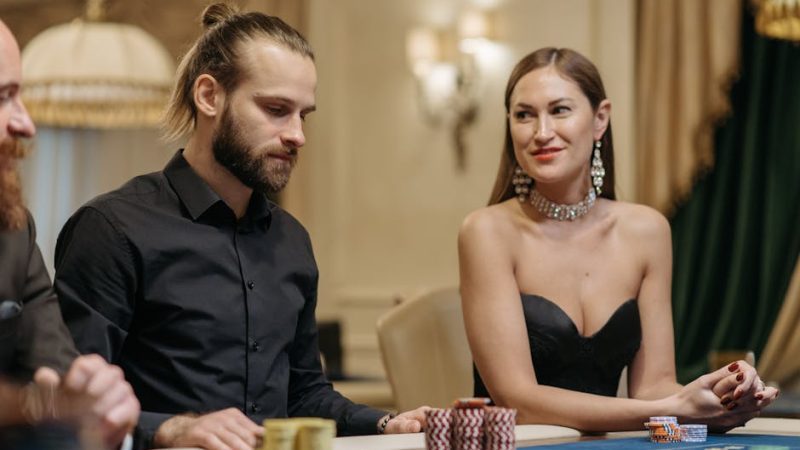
[132,411,174,450]
[345,407,388,436]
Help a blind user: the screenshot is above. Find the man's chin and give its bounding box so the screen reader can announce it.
[253,163,293,194]
[256,177,290,195]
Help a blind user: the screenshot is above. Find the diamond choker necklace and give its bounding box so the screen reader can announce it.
[529,188,597,221]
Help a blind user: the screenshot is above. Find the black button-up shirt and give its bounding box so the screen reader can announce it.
[54,151,384,448]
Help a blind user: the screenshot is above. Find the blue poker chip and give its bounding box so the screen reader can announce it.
[680,424,707,442]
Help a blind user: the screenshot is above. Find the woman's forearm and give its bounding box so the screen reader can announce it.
[497,383,677,432]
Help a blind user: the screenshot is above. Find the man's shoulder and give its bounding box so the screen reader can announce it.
[92,171,165,204]
[59,171,172,241]
[78,171,169,219]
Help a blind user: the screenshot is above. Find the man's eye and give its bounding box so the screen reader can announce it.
[266,106,287,116]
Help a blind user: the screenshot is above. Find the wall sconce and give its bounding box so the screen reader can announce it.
[406,8,493,170]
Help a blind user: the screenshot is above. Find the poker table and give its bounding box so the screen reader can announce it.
[331,418,800,450]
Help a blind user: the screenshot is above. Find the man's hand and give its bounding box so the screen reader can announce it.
[154,408,264,450]
[30,354,140,449]
[381,406,430,434]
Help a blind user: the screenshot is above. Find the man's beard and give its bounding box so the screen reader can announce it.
[0,137,27,232]
[212,105,298,194]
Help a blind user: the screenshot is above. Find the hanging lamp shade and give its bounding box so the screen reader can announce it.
[21,3,175,129]
[754,0,800,42]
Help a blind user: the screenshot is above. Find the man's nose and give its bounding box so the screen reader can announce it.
[281,115,305,149]
[9,97,36,138]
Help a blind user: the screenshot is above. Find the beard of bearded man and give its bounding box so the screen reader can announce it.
[212,103,297,194]
[0,136,27,232]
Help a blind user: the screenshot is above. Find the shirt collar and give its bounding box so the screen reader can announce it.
[241,191,273,231]
[164,150,273,229]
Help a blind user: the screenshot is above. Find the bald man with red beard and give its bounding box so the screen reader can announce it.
[0,19,140,449]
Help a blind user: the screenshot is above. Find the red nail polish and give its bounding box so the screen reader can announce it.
[736,373,744,382]
[721,396,732,405]
[727,402,738,410]
[755,393,763,400]
[728,362,739,372]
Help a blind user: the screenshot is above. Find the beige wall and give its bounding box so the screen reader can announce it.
[286,0,636,376]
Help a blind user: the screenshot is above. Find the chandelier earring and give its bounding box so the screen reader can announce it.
[590,140,605,195]
[512,165,533,202]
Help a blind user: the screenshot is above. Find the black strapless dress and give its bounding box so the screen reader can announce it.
[474,294,641,398]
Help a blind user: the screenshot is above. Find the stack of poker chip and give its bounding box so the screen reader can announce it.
[262,417,335,450]
[483,406,516,450]
[424,398,516,450]
[680,424,708,442]
[453,404,485,450]
[644,416,681,443]
[425,408,453,450]
[263,419,299,450]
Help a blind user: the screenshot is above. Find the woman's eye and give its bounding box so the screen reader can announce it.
[514,110,532,120]
[552,105,571,115]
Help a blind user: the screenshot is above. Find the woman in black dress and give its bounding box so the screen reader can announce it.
[458,47,778,432]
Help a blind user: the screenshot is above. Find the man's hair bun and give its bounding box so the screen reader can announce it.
[202,2,239,29]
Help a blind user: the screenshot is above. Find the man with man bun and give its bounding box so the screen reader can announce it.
[54,4,427,450]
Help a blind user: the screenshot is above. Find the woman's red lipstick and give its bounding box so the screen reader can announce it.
[533,147,562,161]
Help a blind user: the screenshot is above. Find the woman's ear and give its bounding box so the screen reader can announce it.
[593,99,611,140]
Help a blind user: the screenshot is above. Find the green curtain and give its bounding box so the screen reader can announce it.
[670,6,800,383]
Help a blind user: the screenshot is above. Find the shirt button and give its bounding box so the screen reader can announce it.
[250,402,261,413]
[247,281,255,290]
[250,340,261,352]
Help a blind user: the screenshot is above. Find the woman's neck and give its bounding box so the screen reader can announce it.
[533,176,593,205]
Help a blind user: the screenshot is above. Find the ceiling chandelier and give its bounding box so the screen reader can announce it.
[21,0,175,128]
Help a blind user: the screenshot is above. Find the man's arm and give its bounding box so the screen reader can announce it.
[285,249,386,436]
[54,207,169,448]
[54,206,136,359]
[14,211,78,379]
[284,236,429,436]
[286,301,427,436]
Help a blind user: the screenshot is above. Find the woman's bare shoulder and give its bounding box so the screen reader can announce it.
[607,200,670,240]
[459,201,520,241]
